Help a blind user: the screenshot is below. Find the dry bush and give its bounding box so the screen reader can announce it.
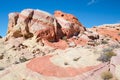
[62,36,68,42]
[101,71,113,80]
[97,48,116,62]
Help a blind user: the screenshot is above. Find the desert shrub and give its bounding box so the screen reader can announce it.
[102,48,113,53]
[94,42,100,46]
[97,50,116,62]
[97,54,110,62]
[110,44,120,49]
[62,36,68,42]
[101,40,108,44]
[73,57,80,61]
[101,71,113,80]
[19,57,28,63]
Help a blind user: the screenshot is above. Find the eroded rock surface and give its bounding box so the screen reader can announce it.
[7,9,86,42]
[54,11,86,38]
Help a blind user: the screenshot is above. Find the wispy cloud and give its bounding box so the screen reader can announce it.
[88,0,96,5]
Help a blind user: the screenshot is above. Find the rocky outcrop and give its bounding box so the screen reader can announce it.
[7,9,57,41]
[0,36,2,38]
[5,9,120,49]
[7,13,19,34]
[54,11,86,38]
[7,9,86,42]
[92,24,120,41]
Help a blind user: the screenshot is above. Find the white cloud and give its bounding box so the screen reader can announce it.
[88,0,96,5]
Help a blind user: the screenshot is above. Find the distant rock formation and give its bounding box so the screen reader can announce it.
[92,24,120,42]
[0,35,2,38]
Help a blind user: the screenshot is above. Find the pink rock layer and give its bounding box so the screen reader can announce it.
[54,11,86,38]
[44,38,88,50]
[27,55,101,78]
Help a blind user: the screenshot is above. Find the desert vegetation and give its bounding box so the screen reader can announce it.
[97,45,118,62]
[101,71,113,80]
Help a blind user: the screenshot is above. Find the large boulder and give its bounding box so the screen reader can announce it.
[29,10,60,41]
[54,11,86,38]
[7,9,62,41]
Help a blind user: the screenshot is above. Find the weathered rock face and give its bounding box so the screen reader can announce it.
[91,24,120,45]
[7,9,60,41]
[54,11,86,38]
[7,13,19,34]
[7,9,85,42]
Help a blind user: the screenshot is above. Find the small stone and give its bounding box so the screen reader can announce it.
[64,62,69,65]
[0,67,4,71]
[19,57,28,63]
[73,57,81,61]
[0,54,4,59]
[68,42,76,47]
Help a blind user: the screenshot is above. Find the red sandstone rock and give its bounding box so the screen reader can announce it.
[44,39,68,50]
[92,25,120,41]
[54,11,86,38]
[54,11,82,26]
[7,9,87,49]
[7,9,62,41]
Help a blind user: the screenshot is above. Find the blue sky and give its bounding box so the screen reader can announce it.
[0,0,120,36]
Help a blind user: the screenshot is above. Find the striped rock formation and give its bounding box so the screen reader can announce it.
[7,9,86,42]
[54,11,86,38]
